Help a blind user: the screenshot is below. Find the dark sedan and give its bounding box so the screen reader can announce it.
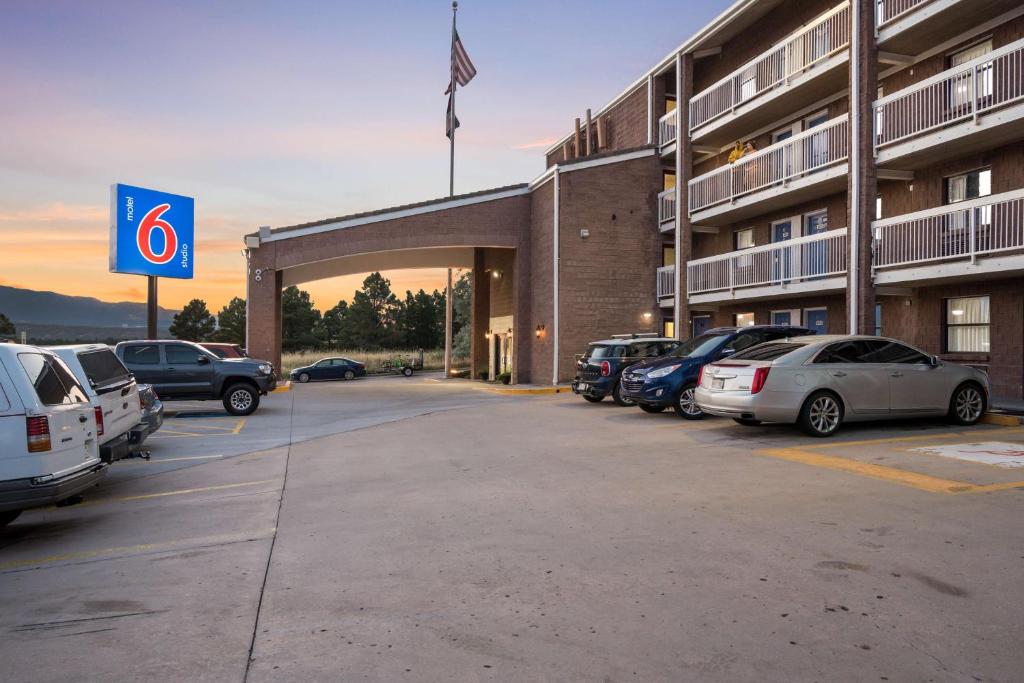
[290,357,367,383]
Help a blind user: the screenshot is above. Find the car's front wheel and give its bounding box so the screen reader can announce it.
[223,383,260,416]
[612,380,635,407]
[798,391,843,437]
[640,404,666,414]
[947,382,985,425]
[673,383,704,420]
[297,372,310,383]
[0,510,22,527]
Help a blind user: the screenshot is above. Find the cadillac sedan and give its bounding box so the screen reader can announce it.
[695,335,989,437]
[290,357,367,383]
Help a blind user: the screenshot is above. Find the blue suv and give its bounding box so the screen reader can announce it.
[572,335,681,406]
[620,325,811,419]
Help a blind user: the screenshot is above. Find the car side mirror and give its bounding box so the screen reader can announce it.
[720,348,735,357]
[197,355,210,365]
[929,355,940,367]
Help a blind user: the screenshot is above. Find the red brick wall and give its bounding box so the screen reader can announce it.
[527,180,555,383]
[552,155,663,381]
[880,279,1023,401]
[545,85,650,167]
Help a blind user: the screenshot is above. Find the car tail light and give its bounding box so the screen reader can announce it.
[698,365,707,387]
[600,360,611,377]
[94,406,104,436]
[139,392,145,409]
[751,367,771,395]
[26,416,51,453]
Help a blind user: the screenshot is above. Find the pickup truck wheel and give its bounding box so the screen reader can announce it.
[402,367,414,377]
[223,384,259,416]
[0,510,22,527]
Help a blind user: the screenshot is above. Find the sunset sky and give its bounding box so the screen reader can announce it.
[0,0,724,313]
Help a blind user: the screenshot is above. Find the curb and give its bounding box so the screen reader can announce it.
[484,385,574,396]
[272,381,292,393]
[980,412,1024,426]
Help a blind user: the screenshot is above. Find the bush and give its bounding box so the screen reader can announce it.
[496,372,511,385]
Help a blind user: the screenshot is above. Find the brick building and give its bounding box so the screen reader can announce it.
[246,0,1024,400]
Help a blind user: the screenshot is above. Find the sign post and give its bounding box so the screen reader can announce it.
[109,184,194,339]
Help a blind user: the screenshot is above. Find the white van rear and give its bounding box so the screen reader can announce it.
[0,344,106,526]
[50,345,142,463]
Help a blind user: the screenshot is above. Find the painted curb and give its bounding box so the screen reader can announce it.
[272,381,292,393]
[980,412,1024,426]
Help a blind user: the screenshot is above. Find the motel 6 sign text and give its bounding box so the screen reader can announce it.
[109,183,194,279]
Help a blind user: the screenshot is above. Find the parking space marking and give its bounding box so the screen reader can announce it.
[147,417,246,439]
[66,479,279,508]
[116,454,225,465]
[756,426,1024,494]
[0,527,277,571]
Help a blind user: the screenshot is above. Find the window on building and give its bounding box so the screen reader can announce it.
[663,171,676,191]
[734,228,755,250]
[735,312,756,327]
[946,296,990,353]
[663,320,675,338]
[662,245,675,268]
[665,96,677,113]
[949,39,993,108]
[946,168,992,204]
[874,304,882,336]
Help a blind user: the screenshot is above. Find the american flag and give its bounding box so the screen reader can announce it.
[445,29,477,95]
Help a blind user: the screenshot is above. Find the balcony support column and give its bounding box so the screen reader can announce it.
[675,51,693,340]
[847,0,878,335]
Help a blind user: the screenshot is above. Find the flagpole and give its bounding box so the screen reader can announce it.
[449,1,458,198]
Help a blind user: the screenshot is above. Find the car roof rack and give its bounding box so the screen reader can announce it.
[610,333,661,339]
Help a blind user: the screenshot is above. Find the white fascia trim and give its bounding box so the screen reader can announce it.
[543,0,765,156]
[529,148,658,190]
[258,187,530,244]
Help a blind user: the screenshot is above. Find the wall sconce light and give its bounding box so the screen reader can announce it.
[535,324,546,338]
[579,228,590,239]
[492,269,502,279]
[507,328,513,337]
[485,329,493,339]
[642,312,653,321]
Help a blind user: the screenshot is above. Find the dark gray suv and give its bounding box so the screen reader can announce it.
[115,340,276,416]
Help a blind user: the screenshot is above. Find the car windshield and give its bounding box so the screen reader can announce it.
[583,345,627,360]
[731,342,806,361]
[667,333,730,358]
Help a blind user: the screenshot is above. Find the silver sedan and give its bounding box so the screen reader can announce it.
[695,335,990,437]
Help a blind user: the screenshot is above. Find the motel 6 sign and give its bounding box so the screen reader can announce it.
[109,183,194,279]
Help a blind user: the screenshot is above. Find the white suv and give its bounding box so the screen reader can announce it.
[0,343,106,527]
[50,345,142,463]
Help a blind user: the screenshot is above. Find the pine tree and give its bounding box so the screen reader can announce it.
[215,297,246,344]
[0,313,16,339]
[281,286,322,350]
[169,299,216,342]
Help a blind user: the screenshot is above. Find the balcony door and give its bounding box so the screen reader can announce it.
[771,217,799,283]
[949,40,993,112]
[804,210,829,278]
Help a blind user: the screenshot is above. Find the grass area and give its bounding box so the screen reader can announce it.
[280,349,467,375]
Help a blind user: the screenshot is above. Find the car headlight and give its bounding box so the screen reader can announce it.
[258,364,272,375]
[647,364,681,379]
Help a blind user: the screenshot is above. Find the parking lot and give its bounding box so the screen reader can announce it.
[2,376,1023,681]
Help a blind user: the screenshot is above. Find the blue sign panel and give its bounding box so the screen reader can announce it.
[109,183,194,279]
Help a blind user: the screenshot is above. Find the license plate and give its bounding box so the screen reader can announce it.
[577,383,589,391]
[713,378,725,390]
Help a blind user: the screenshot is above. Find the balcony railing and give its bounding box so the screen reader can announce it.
[872,189,1024,270]
[658,110,677,148]
[657,265,676,299]
[875,0,931,29]
[687,228,848,296]
[689,2,850,133]
[688,115,848,214]
[658,189,676,227]
[874,38,1024,151]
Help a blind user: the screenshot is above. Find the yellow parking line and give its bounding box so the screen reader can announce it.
[757,447,1024,494]
[73,479,278,508]
[117,455,224,465]
[809,426,1024,450]
[232,418,246,434]
[0,528,277,571]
